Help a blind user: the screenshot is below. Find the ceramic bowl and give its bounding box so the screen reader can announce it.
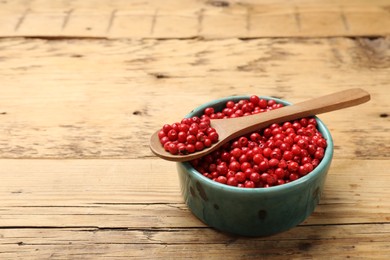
[176,96,333,236]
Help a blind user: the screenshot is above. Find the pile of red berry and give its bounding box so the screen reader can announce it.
[158,95,285,155]
[158,116,219,155]
[189,96,327,188]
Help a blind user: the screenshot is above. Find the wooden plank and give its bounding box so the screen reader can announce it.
[0,224,389,259]
[0,37,388,159]
[0,159,389,228]
[0,0,389,38]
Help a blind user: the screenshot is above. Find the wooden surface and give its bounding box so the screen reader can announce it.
[1,0,390,38]
[0,0,389,259]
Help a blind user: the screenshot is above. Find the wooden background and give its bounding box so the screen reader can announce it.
[0,0,389,258]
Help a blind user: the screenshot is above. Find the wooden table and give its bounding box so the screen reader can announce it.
[1,0,389,258]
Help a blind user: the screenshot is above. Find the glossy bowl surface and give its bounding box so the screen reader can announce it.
[177,96,333,236]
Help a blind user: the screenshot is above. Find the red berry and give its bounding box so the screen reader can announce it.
[263,147,272,158]
[186,135,196,145]
[158,130,166,139]
[283,150,293,161]
[178,123,189,132]
[240,162,251,172]
[159,136,170,145]
[245,180,255,188]
[208,131,219,143]
[216,176,227,184]
[204,107,214,116]
[291,145,301,156]
[217,163,228,176]
[181,118,192,125]
[178,131,187,143]
[250,172,261,183]
[275,167,285,179]
[186,144,195,153]
[226,101,235,108]
[162,124,172,134]
[289,173,299,181]
[204,138,212,147]
[171,123,180,132]
[229,161,241,172]
[250,95,260,105]
[188,124,199,136]
[253,153,264,165]
[235,171,246,183]
[168,143,178,155]
[258,160,269,171]
[167,129,178,141]
[177,143,187,154]
[288,161,299,172]
[227,177,238,186]
[231,148,242,159]
[195,141,204,151]
[314,149,325,160]
[196,132,206,142]
[269,158,279,167]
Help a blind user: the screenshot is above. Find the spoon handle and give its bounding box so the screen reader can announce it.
[288,88,370,116]
[224,88,370,139]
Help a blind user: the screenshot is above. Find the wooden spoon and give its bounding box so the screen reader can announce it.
[150,88,370,162]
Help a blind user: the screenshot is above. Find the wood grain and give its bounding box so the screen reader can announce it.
[0,159,389,227]
[0,224,389,259]
[0,37,388,159]
[0,159,389,258]
[0,0,389,258]
[0,0,389,38]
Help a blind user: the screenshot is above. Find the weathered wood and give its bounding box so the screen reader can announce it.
[0,0,389,38]
[0,224,389,259]
[0,37,388,159]
[0,159,389,228]
[0,1,389,258]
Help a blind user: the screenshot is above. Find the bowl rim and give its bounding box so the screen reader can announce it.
[179,95,334,194]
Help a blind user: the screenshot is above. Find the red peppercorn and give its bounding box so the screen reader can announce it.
[208,132,219,143]
[168,143,178,155]
[288,161,299,172]
[177,131,187,143]
[216,176,227,184]
[195,141,204,151]
[263,147,272,158]
[162,124,172,134]
[203,138,212,147]
[167,129,178,141]
[289,173,299,181]
[245,180,255,188]
[204,107,214,116]
[186,144,195,153]
[217,163,228,176]
[269,158,279,167]
[178,123,190,132]
[229,161,241,172]
[227,177,238,186]
[258,160,269,171]
[235,171,246,183]
[177,143,187,154]
[274,167,285,179]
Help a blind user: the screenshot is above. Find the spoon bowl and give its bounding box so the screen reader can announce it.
[150,88,370,162]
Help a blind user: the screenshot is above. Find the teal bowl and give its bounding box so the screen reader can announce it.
[177,96,334,236]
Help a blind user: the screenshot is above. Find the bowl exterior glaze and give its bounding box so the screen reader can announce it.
[177,96,333,236]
